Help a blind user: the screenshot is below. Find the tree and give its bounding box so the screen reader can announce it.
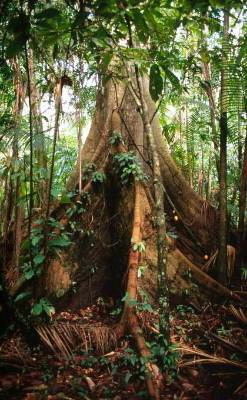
[1,1,247,398]
[217,10,229,286]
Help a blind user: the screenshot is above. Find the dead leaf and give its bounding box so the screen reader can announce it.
[84,376,96,391]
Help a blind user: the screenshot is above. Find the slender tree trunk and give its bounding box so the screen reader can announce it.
[217,11,229,286]
[76,107,83,194]
[198,144,204,197]
[28,49,47,208]
[238,102,243,171]
[185,104,193,187]
[201,61,220,179]
[11,58,25,274]
[206,141,213,201]
[179,110,185,170]
[238,124,247,264]
[2,173,13,246]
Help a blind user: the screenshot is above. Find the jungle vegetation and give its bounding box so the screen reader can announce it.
[1,1,247,399]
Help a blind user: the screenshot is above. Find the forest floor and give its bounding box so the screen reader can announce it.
[1,295,247,400]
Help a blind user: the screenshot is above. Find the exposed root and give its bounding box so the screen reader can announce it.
[90,127,109,165]
[167,236,241,301]
[118,182,161,400]
[129,311,162,399]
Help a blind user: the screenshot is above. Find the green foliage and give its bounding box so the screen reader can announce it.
[132,240,146,253]
[0,0,246,362]
[137,264,146,278]
[109,131,124,146]
[110,305,122,316]
[82,162,96,181]
[121,290,153,313]
[217,324,231,338]
[22,264,36,280]
[80,354,98,368]
[113,151,148,184]
[121,347,147,383]
[20,215,71,288]
[176,304,194,317]
[150,336,179,376]
[48,234,71,248]
[31,297,55,318]
[52,136,78,197]
[92,171,106,184]
[14,291,32,303]
[121,292,138,308]
[241,267,247,280]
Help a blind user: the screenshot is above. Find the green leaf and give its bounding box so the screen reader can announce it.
[14,291,31,303]
[51,187,60,198]
[121,292,129,302]
[131,9,149,42]
[48,236,71,248]
[43,304,55,317]
[132,243,138,251]
[33,254,45,266]
[161,65,180,90]
[6,39,25,59]
[100,51,113,72]
[31,303,43,316]
[24,269,35,280]
[21,239,31,250]
[60,194,71,204]
[32,235,42,246]
[125,371,132,384]
[36,8,60,20]
[149,64,163,102]
[141,303,153,312]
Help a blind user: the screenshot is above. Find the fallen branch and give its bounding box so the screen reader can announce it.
[205,331,247,359]
[177,344,247,370]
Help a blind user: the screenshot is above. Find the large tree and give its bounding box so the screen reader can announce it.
[1,1,245,398]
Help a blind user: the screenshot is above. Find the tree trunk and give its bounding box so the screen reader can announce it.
[217,10,229,286]
[206,142,213,201]
[201,60,220,179]
[30,69,217,308]
[238,124,247,264]
[185,104,194,187]
[4,58,25,289]
[143,77,217,253]
[28,49,47,209]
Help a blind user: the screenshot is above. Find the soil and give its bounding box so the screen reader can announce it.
[1,296,247,400]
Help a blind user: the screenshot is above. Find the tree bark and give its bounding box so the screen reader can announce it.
[217,11,229,286]
[142,77,217,253]
[28,49,47,209]
[8,71,219,311]
[201,61,220,179]
[238,124,247,264]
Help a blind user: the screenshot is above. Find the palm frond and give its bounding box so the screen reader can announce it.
[36,322,117,358]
